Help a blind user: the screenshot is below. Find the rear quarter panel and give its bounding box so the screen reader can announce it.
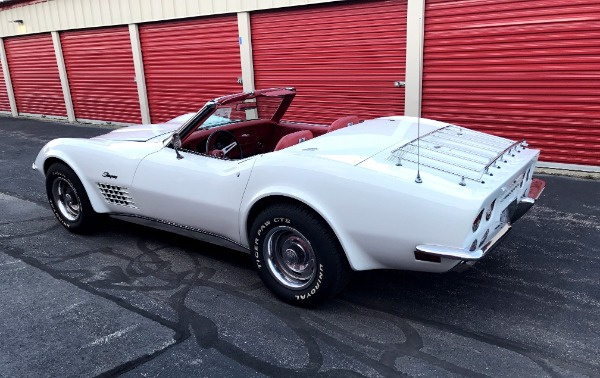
[240,153,483,272]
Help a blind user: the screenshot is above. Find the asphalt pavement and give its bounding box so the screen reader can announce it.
[0,114,599,378]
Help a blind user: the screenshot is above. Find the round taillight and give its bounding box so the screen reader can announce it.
[470,239,478,251]
[479,229,489,247]
[486,200,496,221]
[473,209,484,232]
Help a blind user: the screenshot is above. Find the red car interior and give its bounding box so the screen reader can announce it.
[328,115,360,133]
[274,130,314,151]
[181,120,328,157]
[179,88,360,159]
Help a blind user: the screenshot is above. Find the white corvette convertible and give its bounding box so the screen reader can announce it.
[34,88,545,306]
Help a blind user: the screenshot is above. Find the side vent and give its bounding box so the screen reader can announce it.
[97,183,137,208]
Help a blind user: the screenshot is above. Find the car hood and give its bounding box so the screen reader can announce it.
[287,116,447,165]
[92,122,182,142]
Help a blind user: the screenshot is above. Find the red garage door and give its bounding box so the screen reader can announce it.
[422,0,600,166]
[252,0,407,124]
[61,27,141,124]
[139,16,241,123]
[4,34,66,117]
[0,55,10,112]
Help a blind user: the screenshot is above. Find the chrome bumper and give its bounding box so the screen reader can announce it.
[415,179,546,264]
[416,223,512,262]
[509,178,546,223]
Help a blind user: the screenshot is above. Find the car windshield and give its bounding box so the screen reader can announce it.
[198,94,285,129]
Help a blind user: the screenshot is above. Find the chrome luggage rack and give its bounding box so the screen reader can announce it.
[388,125,527,185]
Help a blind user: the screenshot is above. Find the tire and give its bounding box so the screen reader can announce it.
[45,163,98,233]
[249,203,350,307]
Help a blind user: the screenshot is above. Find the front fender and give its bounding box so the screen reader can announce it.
[34,138,164,214]
[35,139,111,213]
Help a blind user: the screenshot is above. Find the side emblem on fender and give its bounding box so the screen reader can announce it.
[102,172,118,179]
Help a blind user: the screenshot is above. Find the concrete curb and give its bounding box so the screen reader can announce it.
[535,167,600,180]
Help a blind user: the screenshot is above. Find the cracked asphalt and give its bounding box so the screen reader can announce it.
[0,115,599,377]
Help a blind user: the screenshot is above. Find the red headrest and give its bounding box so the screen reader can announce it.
[328,115,360,132]
[274,130,314,151]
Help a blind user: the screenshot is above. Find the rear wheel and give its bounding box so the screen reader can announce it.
[250,203,350,307]
[45,163,97,233]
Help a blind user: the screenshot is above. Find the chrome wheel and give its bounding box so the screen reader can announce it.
[264,226,316,290]
[52,177,80,222]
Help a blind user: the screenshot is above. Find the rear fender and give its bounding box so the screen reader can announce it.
[239,186,380,271]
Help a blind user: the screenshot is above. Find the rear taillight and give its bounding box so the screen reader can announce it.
[473,209,484,232]
[470,239,478,251]
[486,200,496,221]
[479,229,489,247]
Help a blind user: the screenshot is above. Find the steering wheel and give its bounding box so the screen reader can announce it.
[205,130,243,159]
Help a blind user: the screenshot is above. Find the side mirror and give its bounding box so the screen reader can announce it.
[172,133,184,160]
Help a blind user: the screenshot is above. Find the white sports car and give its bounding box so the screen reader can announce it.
[33,88,545,306]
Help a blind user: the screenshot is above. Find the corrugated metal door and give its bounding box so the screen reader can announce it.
[61,27,141,124]
[139,16,241,124]
[4,34,66,117]
[0,56,10,112]
[251,0,407,124]
[422,0,600,166]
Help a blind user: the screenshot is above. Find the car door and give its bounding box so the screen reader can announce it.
[131,146,256,245]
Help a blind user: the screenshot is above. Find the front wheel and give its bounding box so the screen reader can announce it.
[250,203,350,307]
[45,163,98,233]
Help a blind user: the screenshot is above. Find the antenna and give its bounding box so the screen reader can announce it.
[415,8,424,184]
[415,111,422,182]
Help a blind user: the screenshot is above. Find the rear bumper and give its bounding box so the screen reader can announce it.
[508,178,546,223]
[415,178,546,265]
[416,223,512,262]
